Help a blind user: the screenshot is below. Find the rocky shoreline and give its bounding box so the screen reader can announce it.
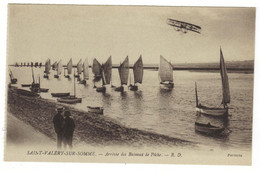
[7,86,196,148]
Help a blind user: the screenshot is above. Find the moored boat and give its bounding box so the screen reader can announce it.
[195,122,225,135]
[158,55,174,90]
[40,88,49,92]
[87,106,104,114]
[75,59,82,78]
[92,58,102,81]
[21,84,31,87]
[51,92,70,97]
[44,59,51,79]
[9,69,17,84]
[80,58,89,85]
[195,48,230,117]
[57,96,82,104]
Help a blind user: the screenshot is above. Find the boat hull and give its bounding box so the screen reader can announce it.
[11,79,17,84]
[96,86,106,93]
[64,75,70,78]
[87,106,104,114]
[57,96,82,104]
[21,84,31,87]
[51,93,70,97]
[43,74,49,79]
[40,88,49,92]
[195,122,225,135]
[196,106,228,117]
[79,80,86,85]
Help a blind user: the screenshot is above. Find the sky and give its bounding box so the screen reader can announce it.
[7,4,256,65]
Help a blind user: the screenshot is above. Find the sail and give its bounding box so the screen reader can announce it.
[77,59,82,74]
[57,60,62,75]
[92,58,101,77]
[133,56,143,84]
[220,48,230,105]
[118,56,129,85]
[52,61,57,70]
[83,58,89,80]
[159,55,173,82]
[102,56,112,85]
[45,59,51,74]
[67,58,72,75]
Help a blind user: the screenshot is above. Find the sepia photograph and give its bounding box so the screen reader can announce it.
[3,3,256,166]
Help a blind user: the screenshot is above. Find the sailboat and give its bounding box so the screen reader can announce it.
[115,56,129,92]
[65,58,72,78]
[9,69,17,84]
[195,48,230,117]
[30,67,40,93]
[96,56,112,93]
[44,59,51,79]
[158,55,174,89]
[54,60,62,78]
[57,69,82,104]
[129,55,143,91]
[75,59,82,78]
[92,58,102,82]
[52,61,57,70]
[80,58,89,85]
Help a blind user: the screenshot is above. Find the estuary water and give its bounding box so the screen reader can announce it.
[9,67,254,151]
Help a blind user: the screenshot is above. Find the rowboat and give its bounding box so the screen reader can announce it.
[195,48,230,117]
[57,96,82,104]
[129,55,143,91]
[21,84,31,87]
[158,55,174,89]
[51,92,70,97]
[40,88,49,92]
[195,122,225,135]
[87,106,104,114]
[96,56,112,93]
[115,56,129,92]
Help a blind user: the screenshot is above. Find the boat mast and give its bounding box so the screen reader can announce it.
[31,67,35,83]
[74,69,76,96]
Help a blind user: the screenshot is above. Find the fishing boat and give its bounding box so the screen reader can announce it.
[17,89,40,97]
[35,62,38,67]
[54,60,62,78]
[65,58,72,78]
[87,106,104,114]
[158,55,174,89]
[195,122,225,135]
[195,48,230,117]
[44,59,51,79]
[129,55,143,91]
[79,58,89,85]
[39,62,42,68]
[75,59,82,78]
[57,70,82,104]
[92,58,102,82]
[51,92,70,97]
[115,56,129,92]
[96,56,112,93]
[9,69,17,84]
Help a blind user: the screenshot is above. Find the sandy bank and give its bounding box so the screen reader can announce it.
[7,86,196,148]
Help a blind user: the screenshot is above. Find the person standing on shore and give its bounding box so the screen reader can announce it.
[53,106,65,149]
[63,111,75,149]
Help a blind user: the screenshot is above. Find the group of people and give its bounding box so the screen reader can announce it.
[53,106,75,149]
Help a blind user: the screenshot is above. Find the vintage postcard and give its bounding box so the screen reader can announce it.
[4,4,255,165]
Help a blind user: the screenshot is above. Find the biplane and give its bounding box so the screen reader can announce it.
[167,18,201,34]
